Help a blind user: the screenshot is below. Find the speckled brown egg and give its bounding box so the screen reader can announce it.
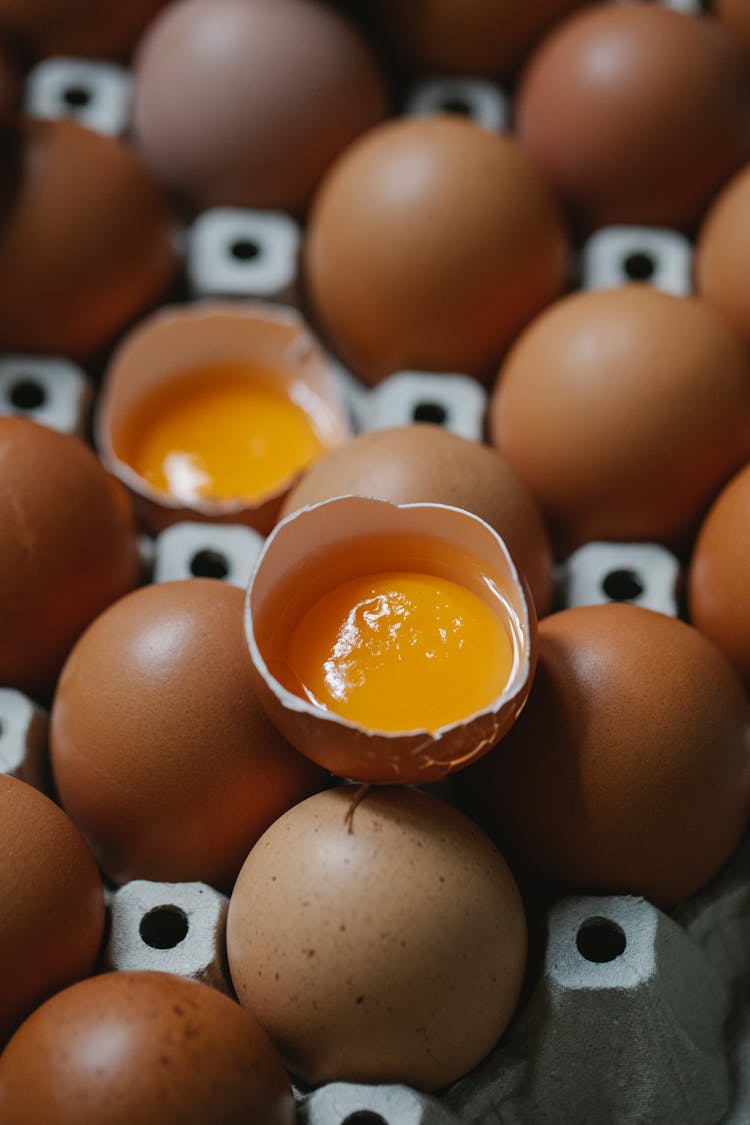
[132,0,388,214]
[0,775,104,1046]
[227,785,526,1090]
[0,972,296,1125]
[689,461,750,691]
[50,579,326,891]
[694,164,750,345]
[514,3,750,231]
[458,604,750,907]
[488,287,750,554]
[372,0,586,77]
[0,417,141,700]
[0,118,177,359]
[279,425,554,616]
[304,115,570,385]
[0,0,168,58]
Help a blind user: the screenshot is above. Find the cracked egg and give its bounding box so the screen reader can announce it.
[244,496,536,783]
[95,302,351,535]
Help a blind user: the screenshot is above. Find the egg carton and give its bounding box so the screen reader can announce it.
[89,831,750,1125]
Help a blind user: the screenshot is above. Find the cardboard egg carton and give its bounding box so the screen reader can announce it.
[92,832,750,1124]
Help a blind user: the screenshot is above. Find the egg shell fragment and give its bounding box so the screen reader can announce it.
[227,785,527,1091]
[246,496,536,783]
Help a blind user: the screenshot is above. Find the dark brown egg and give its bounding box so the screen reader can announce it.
[50,579,326,891]
[227,786,526,1091]
[694,164,750,345]
[279,425,554,616]
[372,0,586,77]
[0,775,104,1045]
[0,42,18,116]
[458,604,750,907]
[305,115,570,385]
[0,418,141,700]
[515,3,750,231]
[689,461,750,690]
[0,0,168,59]
[132,0,388,214]
[488,287,750,554]
[0,118,177,359]
[0,972,296,1125]
[715,0,750,52]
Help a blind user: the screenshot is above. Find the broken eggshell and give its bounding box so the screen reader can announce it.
[244,496,536,784]
[95,301,351,535]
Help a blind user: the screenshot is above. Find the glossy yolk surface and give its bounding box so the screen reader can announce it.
[282,570,515,732]
[121,365,323,503]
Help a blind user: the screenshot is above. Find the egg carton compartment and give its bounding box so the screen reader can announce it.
[0,688,50,793]
[151,520,265,587]
[0,355,93,438]
[556,541,682,616]
[186,208,302,304]
[580,226,694,297]
[403,77,510,134]
[24,56,132,137]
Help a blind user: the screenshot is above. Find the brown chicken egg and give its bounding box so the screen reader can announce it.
[458,604,750,907]
[0,775,104,1045]
[514,3,750,231]
[488,286,750,554]
[132,0,388,214]
[246,496,535,783]
[0,972,296,1125]
[371,0,586,77]
[0,0,168,58]
[715,0,750,52]
[0,417,141,700]
[694,164,750,345]
[280,424,554,617]
[227,785,527,1091]
[304,114,570,385]
[50,579,326,891]
[689,461,750,691]
[0,118,177,359]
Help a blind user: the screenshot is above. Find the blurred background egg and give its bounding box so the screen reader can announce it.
[0,972,296,1125]
[227,786,527,1091]
[514,3,750,231]
[131,0,389,214]
[0,119,177,359]
[689,460,750,691]
[0,0,168,58]
[370,0,587,78]
[304,115,570,384]
[0,417,141,700]
[458,604,750,907]
[715,0,750,53]
[50,579,326,891]
[0,775,104,1045]
[488,287,750,554]
[0,41,17,116]
[279,424,554,617]
[694,163,750,345]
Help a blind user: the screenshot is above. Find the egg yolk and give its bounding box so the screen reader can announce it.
[119,364,323,503]
[281,570,516,732]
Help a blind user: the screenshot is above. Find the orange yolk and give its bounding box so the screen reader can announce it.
[120,365,323,503]
[282,570,516,732]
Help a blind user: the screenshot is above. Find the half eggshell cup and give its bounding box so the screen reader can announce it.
[244,495,537,784]
[95,301,351,534]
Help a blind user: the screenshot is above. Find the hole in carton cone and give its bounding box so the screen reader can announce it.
[413,401,448,425]
[439,97,473,116]
[63,85,92,108]
[342,1113,388,1125]
[623,251,656,281]
[576,917,627,963]
[190,549,230,580]
[230,238,261,262]
[139,905,189,950]
[601,568,644,602]
[9,379,46,410]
